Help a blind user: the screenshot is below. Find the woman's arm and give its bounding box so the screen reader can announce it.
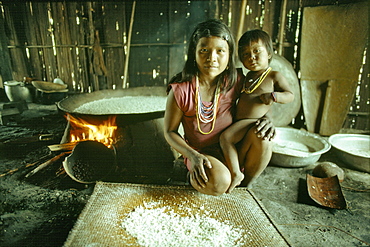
[163,90,212,187]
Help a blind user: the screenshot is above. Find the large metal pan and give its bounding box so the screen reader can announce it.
[57,87,168,124]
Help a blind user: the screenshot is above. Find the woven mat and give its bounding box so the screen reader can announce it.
[64,182,290,247]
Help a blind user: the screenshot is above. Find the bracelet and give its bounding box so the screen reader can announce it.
[271,92,277,102]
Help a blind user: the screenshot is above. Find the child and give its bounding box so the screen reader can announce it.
[220,29,294,192]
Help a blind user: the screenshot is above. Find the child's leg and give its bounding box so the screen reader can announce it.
[221,119,256,144]
[220,119,256,167]
[220,119,256,192]
[238,125,272,188]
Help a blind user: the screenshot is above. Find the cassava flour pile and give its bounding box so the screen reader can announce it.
[121,203,248,247]
[273,140,311,156]
[74,96,167,114]
[345,149,370,158]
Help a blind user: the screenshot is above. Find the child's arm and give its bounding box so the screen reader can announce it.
[260,71,294,105]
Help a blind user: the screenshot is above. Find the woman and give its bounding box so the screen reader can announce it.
[164,19,274,196]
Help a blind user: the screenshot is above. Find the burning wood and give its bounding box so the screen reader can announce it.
[65,114,117,148]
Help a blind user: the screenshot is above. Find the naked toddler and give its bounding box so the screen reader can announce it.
[220,29,294,192]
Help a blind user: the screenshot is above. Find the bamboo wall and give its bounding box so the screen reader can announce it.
[0,0,304,90]
[0,0,368,131]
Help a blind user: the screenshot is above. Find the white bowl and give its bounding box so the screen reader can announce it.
[271,127,331,167]
[328,134,370,173]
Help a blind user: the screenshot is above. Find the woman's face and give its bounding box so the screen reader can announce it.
[195,36,229,80]
[239,39,271,72]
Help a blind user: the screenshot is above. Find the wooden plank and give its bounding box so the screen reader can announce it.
[320,80,358,136]
[75,2,90,92]
[262,0,275,37]
[301,80,326,133]
[101,2,126,89]
[0,8,13,81]
[65,2,82,90]
[33,2,57,81]
[51,2,70,86]
[3,3,29,81]
[300,2,368,134]
[23,2,43,80]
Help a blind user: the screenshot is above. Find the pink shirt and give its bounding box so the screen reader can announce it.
[170,76,242,151]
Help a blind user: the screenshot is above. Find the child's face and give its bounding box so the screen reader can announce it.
[239,39,271,72]
[195,36,229,80]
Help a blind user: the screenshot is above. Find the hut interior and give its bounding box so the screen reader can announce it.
[0,1,369,246]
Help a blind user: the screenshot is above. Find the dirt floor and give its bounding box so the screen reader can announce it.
[0,100,369,247]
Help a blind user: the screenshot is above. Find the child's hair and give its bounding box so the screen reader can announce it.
[180,19,237,92]
[238,29,273,62]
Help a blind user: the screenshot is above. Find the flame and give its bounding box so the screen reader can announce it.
[66,114,117,148]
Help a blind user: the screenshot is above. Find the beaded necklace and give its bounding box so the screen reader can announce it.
[241,67,272,94]
[195,76,221,135]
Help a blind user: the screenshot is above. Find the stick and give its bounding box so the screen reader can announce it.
[25,152,70,178]
[0,154,52,177]
[277,0,287,55]
[48,142,77,152]
[122,1,136,88]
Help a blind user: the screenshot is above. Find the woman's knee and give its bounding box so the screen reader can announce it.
[198,162,231,196]
[208,173,231,196]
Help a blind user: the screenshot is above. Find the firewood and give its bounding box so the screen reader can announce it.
[48,142,77,152]
[25,152,71,178]
[0,154,52,177]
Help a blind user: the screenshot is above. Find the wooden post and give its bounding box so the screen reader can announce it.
[236,0,247,41]
[0,7,13,82]
[123,1,136,89]
[87,2,98,92]
[277,0,287,56]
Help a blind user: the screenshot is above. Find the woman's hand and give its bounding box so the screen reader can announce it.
[188,152,212,188]
[255,117,275,141]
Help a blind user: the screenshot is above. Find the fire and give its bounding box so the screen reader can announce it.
[66,114,117,148]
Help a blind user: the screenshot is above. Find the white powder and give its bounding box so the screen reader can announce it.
[74,96,167,114]
[273,140,311,157]
[344,149,370,158]
[121,203,247,247]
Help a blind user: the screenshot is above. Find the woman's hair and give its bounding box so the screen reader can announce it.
[179,19,237,92]
[238,29,273,62]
